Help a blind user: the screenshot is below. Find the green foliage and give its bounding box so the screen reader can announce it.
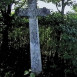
[24,69,35,77]
[0,0,13,9]
[39,12,77,76]
[30,73,35,77]
[4,71,14,77]
[0,0,77,76]
[24,69,30,75]
[73,3,77,12]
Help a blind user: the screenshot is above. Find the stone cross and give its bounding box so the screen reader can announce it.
[16,0,50,75]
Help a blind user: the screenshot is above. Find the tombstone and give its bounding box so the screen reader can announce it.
[16,0,50,75]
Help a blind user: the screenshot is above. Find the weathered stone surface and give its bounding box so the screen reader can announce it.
[29,17,42,74]
[37,7,50,16]
[16,7,50,17]
[16,8,28,16]
[16,0,50,75]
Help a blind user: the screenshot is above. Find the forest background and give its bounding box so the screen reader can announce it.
[0,0,77,77]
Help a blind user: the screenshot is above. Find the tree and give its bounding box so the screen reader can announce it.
[0,0,28,50]
[41,0,73,16]
[73,3,77,12]
[39,12,77,77]
[0,0,29,77]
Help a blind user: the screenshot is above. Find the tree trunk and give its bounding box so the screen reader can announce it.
[61,0,65,23]
[1,4,12,51]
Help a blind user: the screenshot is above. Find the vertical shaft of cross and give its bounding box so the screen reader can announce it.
[28,0,37,8]
[16,0,50,75]
[29,17,42,74]
[28,0,42,74]
[28,0,37,18]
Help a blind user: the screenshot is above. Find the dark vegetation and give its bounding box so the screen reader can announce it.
[0,2,77,77]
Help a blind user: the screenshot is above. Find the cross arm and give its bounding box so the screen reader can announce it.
[15,8,29,17]
[15,7,50,17]
[37,7,50,16]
